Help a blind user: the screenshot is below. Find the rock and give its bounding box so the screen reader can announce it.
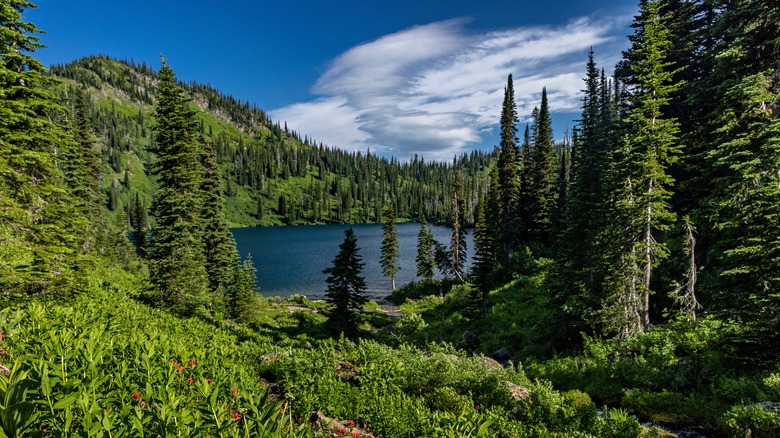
[0,362,9,377]
[309,411,375,437]
[335,360,358,381]
[479,356,505,371]
[493,347,512,360]
[505,381,530,402]
[260,353,281,362]
[463,330,480,348]
[755,401,780,413]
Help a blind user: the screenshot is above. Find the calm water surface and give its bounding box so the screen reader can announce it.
[231,223,472,300]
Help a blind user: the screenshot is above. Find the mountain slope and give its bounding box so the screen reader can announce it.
[49,56,494,229]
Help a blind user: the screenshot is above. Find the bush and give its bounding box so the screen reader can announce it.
[719,404,780,438]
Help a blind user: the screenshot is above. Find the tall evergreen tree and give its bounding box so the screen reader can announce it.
[450,173,467,281]
[601,0,682,335]
[415,220,436,280]
[323,228,368,335]
[226,254,257,322]
[497,74,521,255]
[148,60,209,316]
[200,139,238,294]
[0,0,83,298]
[471,194,495,315]
[380,205,400,290]
[66,88,102,237]
[529,88,559,247]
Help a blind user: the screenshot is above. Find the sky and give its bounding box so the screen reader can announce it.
[29,0,637,161]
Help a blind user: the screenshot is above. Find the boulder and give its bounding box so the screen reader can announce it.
[493,347,512,360]
[505,381,530,402]
[0,362,9,377]
[479,356,505,371]
[463,330,480,348]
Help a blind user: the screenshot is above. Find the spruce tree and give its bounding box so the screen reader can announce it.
[149,60,209,316]
[0,0,83,298]
[601,0,682,335]
[200,139,238,294]
[323,228,368,335]
[497,74,521,255]
[529,88,559,247]
[227,254,257,322]
[471,193,495,315]
[450,173,467,281]
[416,220,436,280]
[380,205,400,290]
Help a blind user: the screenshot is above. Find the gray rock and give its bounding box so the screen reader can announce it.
[493,347,512,360]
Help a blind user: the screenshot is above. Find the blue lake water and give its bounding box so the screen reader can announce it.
[231,223,473,300]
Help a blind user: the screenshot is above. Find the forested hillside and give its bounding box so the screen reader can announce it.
[49,56,493,228]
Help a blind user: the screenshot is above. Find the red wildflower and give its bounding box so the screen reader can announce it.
[171,359,178,365]
[230,388,239,395]
[339,427,346,435]
[177,366,185,374]
[188,358,196,366]
[187,377,194,385]
[131,391,140,400]
[139,400,147,408]
[351,432,360,438]
[207,377,213,383]
[231,410,241,421]
[348,420,355,426]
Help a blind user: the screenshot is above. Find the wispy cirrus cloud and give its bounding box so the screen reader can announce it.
[270,16,629,161]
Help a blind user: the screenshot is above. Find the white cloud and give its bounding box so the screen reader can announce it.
[269,15,629,160]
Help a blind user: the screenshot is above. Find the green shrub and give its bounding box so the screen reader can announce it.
[719,404,780,438]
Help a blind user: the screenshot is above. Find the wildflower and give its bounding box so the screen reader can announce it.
[187,377,194,385]
[172,359,178,365]
[230,388,239,395]
[351,432,360,438]
[348,420,355,426]
[177,366,185,374]
[207,377,213,383]
[139,400,147,408]
[339,427,346,435]
[132,391,140,401]
[188,358,196,366]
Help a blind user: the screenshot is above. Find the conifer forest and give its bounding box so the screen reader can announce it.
[1,0,780,436]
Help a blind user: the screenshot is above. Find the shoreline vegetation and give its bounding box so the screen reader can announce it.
[2,0,780,436]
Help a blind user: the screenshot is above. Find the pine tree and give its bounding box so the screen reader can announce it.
[497,74,521,255]
[323,228,368,335]
[148,60,209,316]
[132,192,148,257]
[529,88,559,247]
[600,0,682,335]
[200,138,238,294]
[226,254,257,322]
[66,88,102,232]
[380,205,400,290]
[471,193,495,315]
[450,173,467,281]
[0,0,84,298]
[416,220,436,280]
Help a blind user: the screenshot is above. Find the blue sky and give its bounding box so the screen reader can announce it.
[29,0,636,161]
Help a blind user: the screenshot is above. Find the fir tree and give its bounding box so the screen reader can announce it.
[529,88,559,247]
[471,193,495,315]
[497,74,521,255]
[148,60,209,316]
[0,0,84,298]
[380,206,400,290]
[450,173,467,281]
[200,138,238,294]
[601,0,682,335]
[226,254,257,322]
[415,220,436,280]
[323,228,368,335]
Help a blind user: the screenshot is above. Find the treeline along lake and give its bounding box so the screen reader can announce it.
[232,223,473,300]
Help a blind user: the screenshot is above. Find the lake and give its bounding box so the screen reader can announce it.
[231,223,473,300]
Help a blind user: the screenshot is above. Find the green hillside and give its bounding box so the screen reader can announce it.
[49,56,493,229]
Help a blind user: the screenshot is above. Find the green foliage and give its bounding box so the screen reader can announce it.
[380,206,400,290]
[415,220,436,280]
[719,404,780,438]
[323,229,368,335]
[0,275,312,436]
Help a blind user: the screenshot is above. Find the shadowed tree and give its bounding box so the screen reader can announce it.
[324,228,368,335]
[380,206,400,290]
